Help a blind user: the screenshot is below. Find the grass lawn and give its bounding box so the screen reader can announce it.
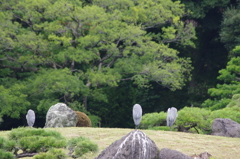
[1,127,240,159]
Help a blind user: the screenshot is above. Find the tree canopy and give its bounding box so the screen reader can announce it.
[0,0,195,125]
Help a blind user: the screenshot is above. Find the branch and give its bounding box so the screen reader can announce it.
[141,21,170,30]
[70,60,75,70]
[0,64,39,72]
[0,58,7,61]
[98,62,102,71]
[106,54,123,68]
[16,152,38,158]
[120,77,133,81]
[100,53,113,62]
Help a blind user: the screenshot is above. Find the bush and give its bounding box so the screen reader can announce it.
[209,106,240,123]
[139,112,167,129]
[0,149,15,159]
[88,114,101,127]
[9,127,67,153]
[1,127,99,158]
[148,126,170,131]
[9,127,65,140]
[74,111,92,127]
[175,107,211,134]
[68,136,98,158]
[4,127,66,158]
[227,94,240,108]
[18,136,66,152]
[33,149,66,159]
[0,137,16,151]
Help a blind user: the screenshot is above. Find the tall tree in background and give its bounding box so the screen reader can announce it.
[0,0,195,128]
[169,0,236,107]
[202,1,240,110]
[202,47,240,110]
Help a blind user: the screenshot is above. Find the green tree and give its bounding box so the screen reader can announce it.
[220,3,240,52]
[0,0,195,125]
[179,0,231,19]
[202,55,240,110]
[201,2,240,110]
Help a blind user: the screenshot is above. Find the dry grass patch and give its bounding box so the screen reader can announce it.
[1,127,240,159]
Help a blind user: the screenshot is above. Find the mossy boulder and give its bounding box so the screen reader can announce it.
[74,111,92,127]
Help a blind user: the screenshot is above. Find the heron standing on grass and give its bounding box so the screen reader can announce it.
[26,109,35,127]
[132,104,142,129]
[166,107,178,131]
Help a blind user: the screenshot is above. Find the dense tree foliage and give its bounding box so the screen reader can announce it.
[0,0,239,129]
[202,1,240,110]
[179,0,231,19]
[220,3,240,52]
[0,0,196,128]
[202,54,240,110]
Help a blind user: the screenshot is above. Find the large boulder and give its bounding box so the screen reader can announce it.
[44,103,78,128]
[159,148,192,159]
[95,130,159,159]
[211,118,240,138]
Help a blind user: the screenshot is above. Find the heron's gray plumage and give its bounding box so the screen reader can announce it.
[166,107,178,130]
[133,104,142,128]
[26,109,35,127]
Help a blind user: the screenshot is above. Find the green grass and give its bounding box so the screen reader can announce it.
[1,127,240,159]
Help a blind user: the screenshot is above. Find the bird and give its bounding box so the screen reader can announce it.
[132,104,142,129]
[26,109,35,127]
[166,107,178,131]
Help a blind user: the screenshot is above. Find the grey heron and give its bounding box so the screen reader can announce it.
[26,109,35,127]
[132,104,142,129]
[166,107,178,130]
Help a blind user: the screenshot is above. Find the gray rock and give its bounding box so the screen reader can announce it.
[95,130,159,159]
[212,118,240,138]
[159,148,192,159]
[44,103,77,128]
[191,152,212,159]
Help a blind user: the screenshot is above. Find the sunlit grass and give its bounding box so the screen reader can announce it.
[1,127,240,159]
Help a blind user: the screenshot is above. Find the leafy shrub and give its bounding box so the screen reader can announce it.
[0,149,15,159]
[18,136,66,152]
[0,137,15,151]
[74,111,92,127]
[227,94,240,108]
[0,137,15,159]
[139,112,167,129]
[209,106,240,123]
[1,127,99,158]
[9,127,65,140]
[148,126,170,131]
[33,149,66,159]
[175,107,211,134]
[5,127,67,157]
[68,136,98,158]
[88,114,101,127]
